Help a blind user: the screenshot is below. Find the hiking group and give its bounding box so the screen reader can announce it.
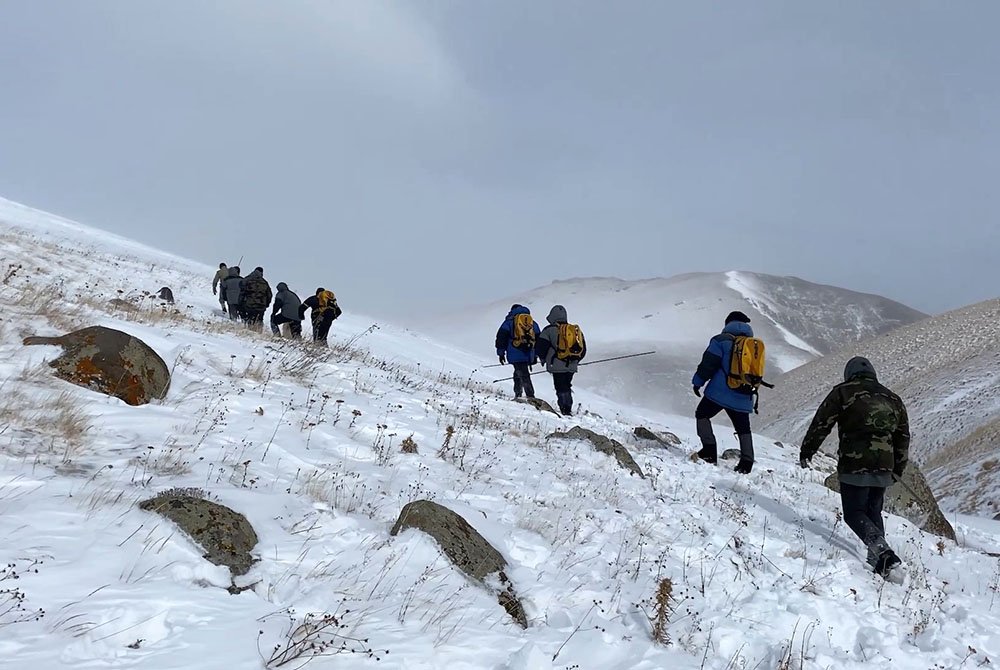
[212,262,342,344]
[495,304,586,416]
[497,305,909,578]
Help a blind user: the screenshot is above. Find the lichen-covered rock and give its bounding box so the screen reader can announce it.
[549,426,644,478]
[633,426,682,447]
[23,326,170,405]
[390,500,527,627]
[823,463,956,541]
[139,490,258,576]
[721,449,742,461]
[520,397,560,416]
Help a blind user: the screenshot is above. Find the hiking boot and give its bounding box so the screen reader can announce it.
[696,446,717,464]
[734,458,754,474]
[874,550,901,577]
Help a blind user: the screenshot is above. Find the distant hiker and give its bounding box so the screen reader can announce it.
[799,356,910,578]
[691,310,763,474]
[301,288,342,344]
[535,305,586,416]
[157,287,174,304]
[270,282,303,339]
[240,266,273,329]
[212,263,228,311]
[495,304,541,399]
[221,266,243,321]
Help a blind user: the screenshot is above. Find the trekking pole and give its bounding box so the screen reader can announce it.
[578,351,656,367]
[490,350,656,383]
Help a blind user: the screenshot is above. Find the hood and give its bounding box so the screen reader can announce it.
[722,321,753,337]
[276,282,288,292]
[506,304,530,319]
[227,267,241,277]
[546,305,568,325]
[246,269,263,279]
[844,356,878,382]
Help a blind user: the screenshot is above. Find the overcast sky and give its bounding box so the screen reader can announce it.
[1,1,997,316]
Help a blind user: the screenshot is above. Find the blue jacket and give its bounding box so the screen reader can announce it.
[692,321,755,413]
[495,305,541,364]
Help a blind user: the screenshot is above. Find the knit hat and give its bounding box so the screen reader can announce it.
[725,310,752,325]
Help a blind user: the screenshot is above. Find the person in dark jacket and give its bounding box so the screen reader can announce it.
[221,266,243,321]
[535,305,586,416]
[270,282,303,339]
[301,288,341,344]
[212,262,228,311]
[495,304,541,399]
[691,311,756,474]
[799,356,910,577]
[240,266,273,329]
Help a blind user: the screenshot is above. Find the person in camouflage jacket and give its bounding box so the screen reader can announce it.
[799,356,910,576]
[240,266,273,329]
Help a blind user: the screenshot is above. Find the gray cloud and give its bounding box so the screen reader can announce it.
[1,1,997,317]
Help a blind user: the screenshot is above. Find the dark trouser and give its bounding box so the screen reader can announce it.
[271,314,303,339]
[312,311,335,343]
[227,301,241,320]
[512,363,535,398]
[244,308,266,328]
[840,483,890,561]
[218,292,226,309]
[694,396,752,463]
[553,372,574,415]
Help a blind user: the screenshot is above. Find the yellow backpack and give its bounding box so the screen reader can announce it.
[511,313,536,350]
[726,336,772,391]
[316,290,342,319]
[556,323,586,362]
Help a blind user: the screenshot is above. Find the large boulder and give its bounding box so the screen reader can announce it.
[390,500,527,628]
[823,464,956,542]
[23,326,170,405]
[633,426,682,448]
[548,426,645,478]
[139,489,259,577]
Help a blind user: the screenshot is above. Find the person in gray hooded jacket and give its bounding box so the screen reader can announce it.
[270,282,303,339]
[535,305,586,416]
[221,266,243,321]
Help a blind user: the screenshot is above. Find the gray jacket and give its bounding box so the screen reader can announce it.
[536,305,583,373]
[272,283,303,320]
[221,267,243,305]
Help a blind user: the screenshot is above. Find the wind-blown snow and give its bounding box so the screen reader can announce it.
[0,198,997,669]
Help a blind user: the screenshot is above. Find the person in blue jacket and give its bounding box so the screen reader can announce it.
[691,310,756,474]
[495,304,541,399]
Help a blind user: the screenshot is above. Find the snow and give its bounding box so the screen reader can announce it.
[1,198,998,669]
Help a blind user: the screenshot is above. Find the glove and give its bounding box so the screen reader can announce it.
[799,456,810,469]
[893,464,906,478]
[498,354,506,365]
[693,386,701,397]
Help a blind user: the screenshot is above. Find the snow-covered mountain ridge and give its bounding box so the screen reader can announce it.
[1,196,998,669]
[418,272,926,414]
[757,297,1000,516]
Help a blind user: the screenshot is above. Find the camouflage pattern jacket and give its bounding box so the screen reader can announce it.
[240,270,273,310]
[800,373,910,476]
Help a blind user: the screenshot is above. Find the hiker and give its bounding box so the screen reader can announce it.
[535,305,586,416]
[495,304,541,399]
[221,266,244,321]
[240,266,273,329]
[270,282,303,339]
[691,311,757,474]
[212,262,228,311]
[301,287,342,344]
[798,356,910,577]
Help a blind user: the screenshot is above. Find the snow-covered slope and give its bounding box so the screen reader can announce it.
[1,197,998,669]
[417,273,925,414]
[757,299,1000,516]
